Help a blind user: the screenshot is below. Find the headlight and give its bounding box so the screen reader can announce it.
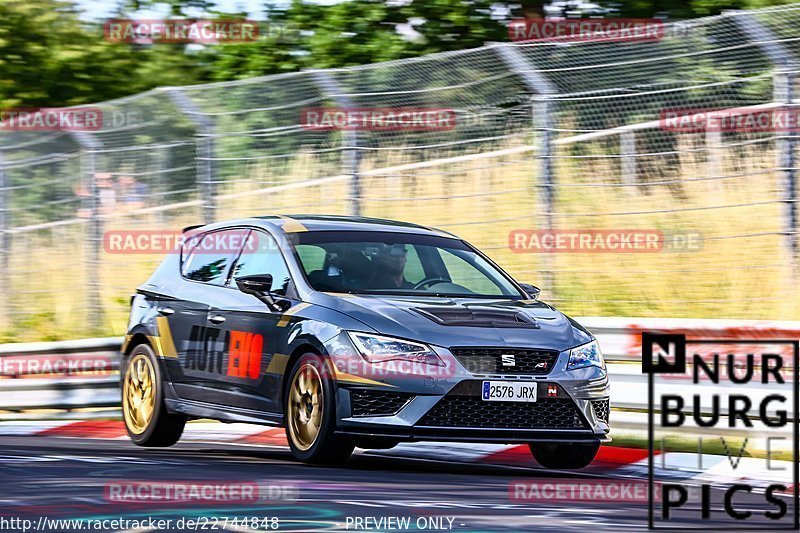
[567,340,605,371]
[347,332,444,366]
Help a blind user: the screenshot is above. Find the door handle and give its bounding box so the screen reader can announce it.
[208,314,226,325]
[157,307,175,316]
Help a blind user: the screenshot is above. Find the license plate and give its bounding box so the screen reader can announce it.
[481,381,537,402]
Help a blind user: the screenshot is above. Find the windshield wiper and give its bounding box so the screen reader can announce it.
[338,289,508,299]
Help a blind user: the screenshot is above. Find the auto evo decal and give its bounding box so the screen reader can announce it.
[121,334,133,354]
[227,331,263,379]
[276,302,311,328]
[149,316,178,358]
[331,363,396,388]
[265,353,290,374]
[276,215,308,233]
[183,326,264,381]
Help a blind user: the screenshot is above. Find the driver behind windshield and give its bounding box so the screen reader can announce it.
[368,244,414,289]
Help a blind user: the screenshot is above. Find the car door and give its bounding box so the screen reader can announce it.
[152,291,210,395]
[148,235,210,393]
[202,228,297,414]
[167,227,251,403]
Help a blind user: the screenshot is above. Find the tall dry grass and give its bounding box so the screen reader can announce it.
[2,139,797,343]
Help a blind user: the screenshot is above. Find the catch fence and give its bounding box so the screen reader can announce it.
[1,6,799,340]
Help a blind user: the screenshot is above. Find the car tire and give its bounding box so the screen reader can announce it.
[122,343,186,447]
[528,441,600,469]
[284,353,354,464]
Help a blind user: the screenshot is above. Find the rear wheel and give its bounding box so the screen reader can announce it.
[529,441,600,469]
[122,343,186,447]
[285,353,354,464]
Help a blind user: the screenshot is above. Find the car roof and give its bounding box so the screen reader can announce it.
[191,214,459,239]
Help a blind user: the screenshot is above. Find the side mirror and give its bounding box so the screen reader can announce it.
[519,283,541,300]
[235,274,290,312]
[236,274,273,295]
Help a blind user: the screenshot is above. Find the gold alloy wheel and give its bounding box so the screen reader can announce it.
[287,363,324,451]
[123,353,156,435]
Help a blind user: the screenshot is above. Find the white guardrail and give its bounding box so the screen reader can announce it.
[0,317,798,434]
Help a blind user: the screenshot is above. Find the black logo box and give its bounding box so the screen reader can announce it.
[643,333,800,530]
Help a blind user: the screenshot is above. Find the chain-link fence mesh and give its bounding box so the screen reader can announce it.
[1,6,799,341]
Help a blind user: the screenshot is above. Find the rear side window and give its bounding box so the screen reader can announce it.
[181,228,249,285]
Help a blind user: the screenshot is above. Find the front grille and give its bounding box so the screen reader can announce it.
[451,347,559,374]
[349,390,413,417]
[592,398,610,423]
[417,397,587,429]
[414,308,539,328]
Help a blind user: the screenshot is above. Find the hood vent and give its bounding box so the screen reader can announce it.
[413,307,540,328]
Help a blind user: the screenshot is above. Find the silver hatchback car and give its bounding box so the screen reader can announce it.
[121,215,610,468]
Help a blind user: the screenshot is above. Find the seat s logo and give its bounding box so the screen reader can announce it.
[227,331,263,379]
[501,354,516,366]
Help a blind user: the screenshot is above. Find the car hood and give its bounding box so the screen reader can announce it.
[308,292,592,352]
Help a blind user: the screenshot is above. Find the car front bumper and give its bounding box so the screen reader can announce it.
[325,334,611,444]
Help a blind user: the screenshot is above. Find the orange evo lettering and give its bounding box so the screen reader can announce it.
[227,330,263,379]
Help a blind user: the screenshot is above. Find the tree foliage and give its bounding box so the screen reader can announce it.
[0,0,794,107]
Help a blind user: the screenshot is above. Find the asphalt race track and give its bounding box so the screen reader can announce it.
[0,436,790,532]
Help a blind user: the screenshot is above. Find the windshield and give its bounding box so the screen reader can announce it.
[292,231,523,298]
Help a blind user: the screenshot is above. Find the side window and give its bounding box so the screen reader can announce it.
[182,228,248,286]
[295,244,326,273]
[439,249,504,295]
[180,231,203,264]
[231,231,292,295]
[402,246,425,284]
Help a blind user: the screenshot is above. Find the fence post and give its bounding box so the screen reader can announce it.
[494,43,558,293]
[775,70,798,272]
[620,131,637,189]
[309,70,362,217]
[154,144,168,224]
[731,11,797,274]
[0,154,8,330]
[533,97,555,236]
[71,132,104,332]
[705,127,723,190]
[165,89,216,224]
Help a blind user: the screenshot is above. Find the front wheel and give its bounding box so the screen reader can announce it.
[122,343,186,446]
[284,353,354,464]
[529,441,600,469]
